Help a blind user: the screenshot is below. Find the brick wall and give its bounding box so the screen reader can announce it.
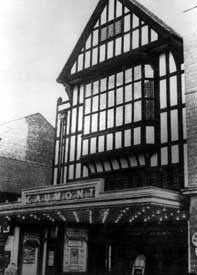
[184,7,197,188]
[0,113,55,195]
[0,157,52,194]
[183,6,197,274]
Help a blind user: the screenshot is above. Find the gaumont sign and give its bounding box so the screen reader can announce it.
[22,179,104,205]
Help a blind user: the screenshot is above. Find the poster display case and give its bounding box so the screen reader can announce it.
[21,233,40,275]
[63,229,88,272]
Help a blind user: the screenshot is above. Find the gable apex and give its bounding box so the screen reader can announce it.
[57,0,182,84]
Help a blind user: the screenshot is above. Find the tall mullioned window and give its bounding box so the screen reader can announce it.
[82,64,155,156]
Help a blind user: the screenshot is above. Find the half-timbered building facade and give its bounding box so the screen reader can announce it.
[0,1,190,275]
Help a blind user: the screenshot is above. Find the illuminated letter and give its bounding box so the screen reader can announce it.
[76,189,84,199]
[54,192,61,201]
[65,191,72,200]
[89,188,94,197]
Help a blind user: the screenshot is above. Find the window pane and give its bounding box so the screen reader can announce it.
[68,165,74,180]
[100,93,106,110]
[134,127,141,145]
[159,54,166,76]
[160,112,168,143]
[86,35,91,49]
[98,135,105,152]
[125,103,132,124]
[132,29,139,49]
[100,111,106,131]
[78,54,83,71]
[108,0,114,21]
[116,106,123,126]
[144,81,154,98]
[151,29,158,42]
[79,85,84,104]
[125,84,132,102]
[85,51,90,68]
[100,44,106,62]
[115,131,122,148]
[91,113,98,132]
[108,75,115,89]
[85,98,91,114]
[145,64,154,78]
[160,80,167,109]
[125,69,132,83]
[170,76,178,106]
[106,133,113,150]
[101,26,108,41]
[134,81,142,99]
[92,95,99,112]
[116,0,122,17]
[90,137,97,154]
[145,100,155,120]
[85,83,91,97]
[114,20,122,35]
[71,108,77,133]
[141,25,148,46]
[107,40,114,59]
[92,47,98,66]
[78,106,83,131]
[107,109,114,128]
[82,139,89,155]
[171,109,178,141]
[70,136,76,161]
[161,147,168,165]
[169,52,177,73]
[76,135,81,160]
[93,29,98,46]
[108,90,115,107]
[134,66,141,80]
[84,116,90,134]
[124,14,130,32]
[171,145,179,163]
[101,6,107,24]
[93,81,99,94]
[75,163,81,179]
[134,101,142,121]
[100,78,107,92]
[116,72,123,86]
[124,33,130,52]
[116,87,123,104]
[115,37,122,56]
[82,166,88,177]
[124,129,132,147]
[133,14,139,28]
[72,87,78,106]
[146,126,155,144]
[108,23,114,39]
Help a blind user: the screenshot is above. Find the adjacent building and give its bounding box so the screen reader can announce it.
[0,113,55,273]
[0,1,196,275]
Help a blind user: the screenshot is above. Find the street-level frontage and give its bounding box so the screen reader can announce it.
[0,180,188,275]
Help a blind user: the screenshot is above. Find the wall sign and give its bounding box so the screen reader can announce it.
[22,180,104,205]
[24,187,95,205]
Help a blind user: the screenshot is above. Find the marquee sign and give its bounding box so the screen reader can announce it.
[22,179,104,205]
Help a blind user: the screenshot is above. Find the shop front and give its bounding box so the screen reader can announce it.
[0,179,188,275]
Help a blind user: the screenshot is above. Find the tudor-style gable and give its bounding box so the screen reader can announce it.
[57,0,182,85]
[54,0,185,193]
